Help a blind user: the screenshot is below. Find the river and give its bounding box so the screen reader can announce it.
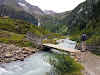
[0,39,76,75]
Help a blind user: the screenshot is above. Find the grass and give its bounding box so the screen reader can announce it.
[91,49,100,56]
[49,53,84,75]
[0,18,64,38]
[0,17,66,47]
[0,18,48,47]
[0,30,33,47]
[43,39,57,44]
[0,18,31,34]
[69,34,81,42]
[87,34,100,45]
[42,33,67,44]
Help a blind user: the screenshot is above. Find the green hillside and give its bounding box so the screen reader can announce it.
[0,18,49,47]
[0,17,49,34]
[0,17,64,47]
[41,14,68,35]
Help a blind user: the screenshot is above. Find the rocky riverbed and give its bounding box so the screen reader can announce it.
[0,43,36,63]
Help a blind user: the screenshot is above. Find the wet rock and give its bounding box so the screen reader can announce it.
[20,57,24,61]
[10,58,17,61]
[4,58,11,63]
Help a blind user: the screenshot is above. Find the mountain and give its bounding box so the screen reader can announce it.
[0,0,45,24]
[17,0,44,15]
[44,10,56,15]
[41,10,71,33]
[41,0,100,50]
[42,0,100,34]
[60,0,100,54]
[61,0,100,33]
[0,0,44,15]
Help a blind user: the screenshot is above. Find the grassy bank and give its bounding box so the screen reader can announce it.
[0,30,33,47]
[49,53,84,75]
[0,18,48,47]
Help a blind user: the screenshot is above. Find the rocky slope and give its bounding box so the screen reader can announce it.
[67,0,100,55]
[0,43,36,63]
[40,11,71,33]
[61,0,100,33]
[0,0,45,24]
[0,0,44,15]
[43,0,100,35]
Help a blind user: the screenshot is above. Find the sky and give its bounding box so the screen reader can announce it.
[26,0,86,13]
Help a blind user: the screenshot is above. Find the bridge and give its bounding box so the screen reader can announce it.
[26,32,80,53]
[43,43,80,53]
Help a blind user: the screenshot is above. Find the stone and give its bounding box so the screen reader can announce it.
[23,47,36,52]
[22,51,28,54]
[15,50,22,53]
[5,52,13,58]
[0,43,36,63]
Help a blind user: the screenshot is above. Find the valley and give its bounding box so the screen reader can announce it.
[0,0,100,75]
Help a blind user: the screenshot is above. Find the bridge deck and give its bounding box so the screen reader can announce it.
[43,43,80,53]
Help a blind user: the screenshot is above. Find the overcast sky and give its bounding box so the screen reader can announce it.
[26,0,86,13]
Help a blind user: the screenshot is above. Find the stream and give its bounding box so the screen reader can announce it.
[0,39,76,75]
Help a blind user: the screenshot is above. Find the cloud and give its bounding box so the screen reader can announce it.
[26,0,86,12]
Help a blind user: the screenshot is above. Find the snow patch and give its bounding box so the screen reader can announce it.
[18,2,29,10]
[18,2,26,7]
[78,7,83,13]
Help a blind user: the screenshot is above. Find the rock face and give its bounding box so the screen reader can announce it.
[0,43,36,63]
[0,0,44,24]
[63,2,88,30]
[17,0,44,15]
[62,0,100,32]
[0,0,44,16]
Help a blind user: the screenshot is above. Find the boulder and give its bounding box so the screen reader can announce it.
[23,47,36,52]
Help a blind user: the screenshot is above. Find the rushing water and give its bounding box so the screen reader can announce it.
[0,39,76,75]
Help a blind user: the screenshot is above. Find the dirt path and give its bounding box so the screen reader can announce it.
[80,52,100,75]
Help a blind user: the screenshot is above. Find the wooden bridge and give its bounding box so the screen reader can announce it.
[43,43,80,53]
[26,32,80,53]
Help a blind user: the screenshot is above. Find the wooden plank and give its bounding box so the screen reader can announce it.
[43,43,80,53]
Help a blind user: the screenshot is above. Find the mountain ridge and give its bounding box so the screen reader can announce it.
[0,0,44,16]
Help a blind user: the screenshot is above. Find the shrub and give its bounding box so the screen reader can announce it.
[49,54,84,75]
